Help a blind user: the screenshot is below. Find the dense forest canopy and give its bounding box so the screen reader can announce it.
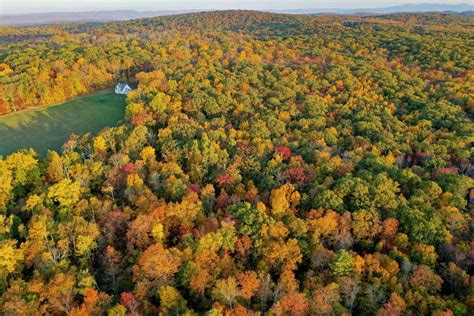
[0,11,473,315]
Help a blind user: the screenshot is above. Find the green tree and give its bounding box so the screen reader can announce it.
[330,250,353,278]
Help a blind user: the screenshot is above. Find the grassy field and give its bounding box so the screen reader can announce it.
[0,91,125,156]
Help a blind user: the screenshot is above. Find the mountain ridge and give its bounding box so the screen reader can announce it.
[1,3,473,26]
[272,3,474,14]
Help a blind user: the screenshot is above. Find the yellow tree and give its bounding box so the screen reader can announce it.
[270,183,301,217]
[47,179,82,208]
[0,160,13,210]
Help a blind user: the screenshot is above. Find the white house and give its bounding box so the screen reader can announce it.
[115,83,132,95]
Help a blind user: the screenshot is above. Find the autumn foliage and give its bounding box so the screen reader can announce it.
[0,10,473,316]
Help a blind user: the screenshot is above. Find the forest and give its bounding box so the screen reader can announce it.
[0,10,473,315]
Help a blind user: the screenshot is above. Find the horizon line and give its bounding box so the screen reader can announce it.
[1,2,472,15]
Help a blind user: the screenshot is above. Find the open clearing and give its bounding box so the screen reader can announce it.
[0,91,125,156]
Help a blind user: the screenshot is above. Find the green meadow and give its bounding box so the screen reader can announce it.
[0,91,125,156]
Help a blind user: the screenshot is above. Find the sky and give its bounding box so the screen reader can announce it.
[0,0,470,14]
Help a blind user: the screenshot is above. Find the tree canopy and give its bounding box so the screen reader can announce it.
[0,10,473,315]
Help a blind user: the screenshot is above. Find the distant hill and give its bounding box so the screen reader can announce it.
[1,3,473,26]
[456,10,474,16]
[0,10,199,26]
[273,3,474,15]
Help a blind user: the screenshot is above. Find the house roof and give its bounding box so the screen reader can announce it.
[116,83,129,90]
